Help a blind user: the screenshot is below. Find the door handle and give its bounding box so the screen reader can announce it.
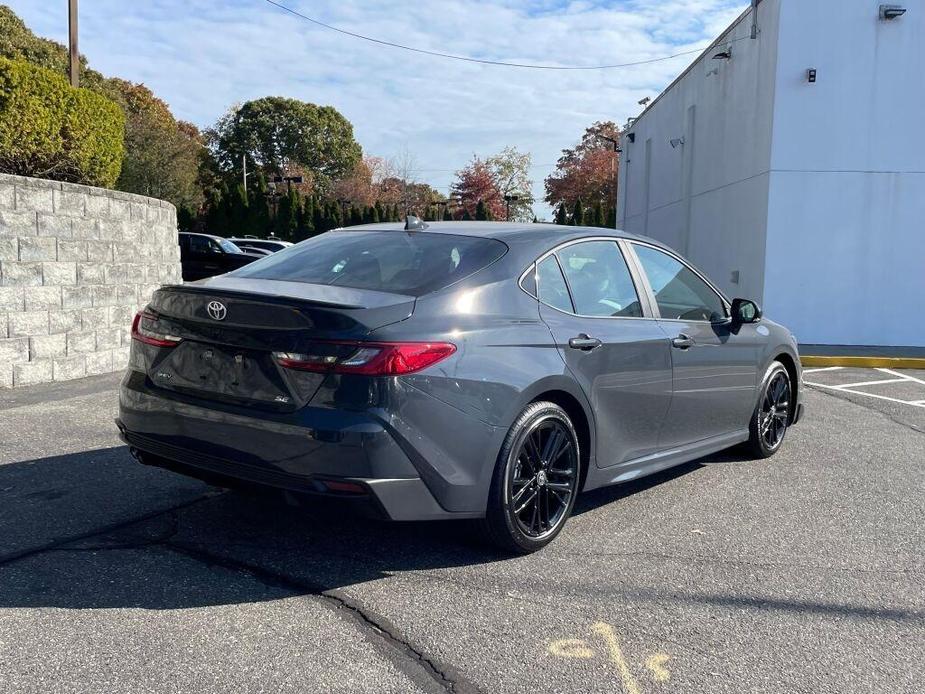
[568,334,602,351]
[671,333,694,350]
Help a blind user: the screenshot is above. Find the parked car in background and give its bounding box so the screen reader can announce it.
[228,237,293,254]
[126,221,803,553]
[231,246,273,257]
[178,233,262,281]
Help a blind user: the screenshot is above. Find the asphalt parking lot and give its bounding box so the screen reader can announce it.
[1,370,923,694]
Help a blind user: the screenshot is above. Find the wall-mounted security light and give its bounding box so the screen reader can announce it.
[626,132,636,143]
[807,68,817,83]
[712,47,732,60]
[669,137,685,149]
[880,4,906,20]
[638,97,652,107]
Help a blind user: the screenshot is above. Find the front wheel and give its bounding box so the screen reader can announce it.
[745,362,793,459]
[479,402,581,554]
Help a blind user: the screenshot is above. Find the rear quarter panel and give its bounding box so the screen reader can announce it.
[367,269,593,512]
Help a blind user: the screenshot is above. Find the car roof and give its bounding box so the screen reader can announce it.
[180,232,224,241]
[335,221,659,247]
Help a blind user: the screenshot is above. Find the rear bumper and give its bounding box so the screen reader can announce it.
[118,371,484,520]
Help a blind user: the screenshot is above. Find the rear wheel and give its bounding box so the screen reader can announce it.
[745,362,792,458]
[480,402,581,554]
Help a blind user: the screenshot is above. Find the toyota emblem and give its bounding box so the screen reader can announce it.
[207,300,227,321]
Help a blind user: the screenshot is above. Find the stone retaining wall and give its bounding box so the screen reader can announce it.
[0,173,181,387]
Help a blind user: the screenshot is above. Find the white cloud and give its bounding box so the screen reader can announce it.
[7,0,746,218]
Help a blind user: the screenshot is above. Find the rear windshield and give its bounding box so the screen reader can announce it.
[229,231,507,296]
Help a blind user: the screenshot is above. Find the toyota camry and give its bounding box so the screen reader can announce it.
[118,219,803,553]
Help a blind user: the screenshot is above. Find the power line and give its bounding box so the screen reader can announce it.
[262,0,719,71]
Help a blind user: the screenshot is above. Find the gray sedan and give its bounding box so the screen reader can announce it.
[119,220,803,553]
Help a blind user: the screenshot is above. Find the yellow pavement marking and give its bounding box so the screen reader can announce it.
[801,356,925,369]
[592,622,643,694]
[547,639,594,659]
[644,653,671,683]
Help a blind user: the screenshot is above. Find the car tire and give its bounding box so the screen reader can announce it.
[745,361,793,459]
[479,401,581,554]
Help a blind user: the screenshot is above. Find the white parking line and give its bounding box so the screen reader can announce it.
[802,366,844,374]
[833,378,908,389]
[878,368,925,386]
[803,381,925,409]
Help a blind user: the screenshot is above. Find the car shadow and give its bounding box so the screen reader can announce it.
[0,445,918,624]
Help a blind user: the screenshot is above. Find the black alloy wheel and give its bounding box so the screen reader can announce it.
[481,402,581,553]
[746,362,792,458]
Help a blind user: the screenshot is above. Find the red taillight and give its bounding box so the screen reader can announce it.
[274,341,456,376]
[131,311,182,348]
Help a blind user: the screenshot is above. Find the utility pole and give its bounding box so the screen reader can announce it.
[68,0,79,87]
[242,154,248,192]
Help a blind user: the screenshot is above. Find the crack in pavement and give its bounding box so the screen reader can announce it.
[0,493,482,694]
[163,540,482,694]
[0,491,218,567]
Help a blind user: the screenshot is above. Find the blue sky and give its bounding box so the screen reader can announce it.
[7,0,746,218]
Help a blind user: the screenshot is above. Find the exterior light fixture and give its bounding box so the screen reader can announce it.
[712,47,732,60]
[880,4,906,20]
[638,97,652,107]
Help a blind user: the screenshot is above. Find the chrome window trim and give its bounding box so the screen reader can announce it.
[517,236,655,321]
[627,239,731,325]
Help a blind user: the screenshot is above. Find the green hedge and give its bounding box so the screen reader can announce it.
[0,57,124,187]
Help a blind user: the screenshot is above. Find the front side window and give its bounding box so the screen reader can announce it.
[556,241,643,318]
[633,244,726,322]
[536,256,573,313]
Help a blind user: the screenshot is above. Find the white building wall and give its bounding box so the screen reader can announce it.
[763,0,925,346]
[618,1,783,305]
[618,0,925,348]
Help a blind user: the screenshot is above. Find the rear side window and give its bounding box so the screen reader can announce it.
[230,231,507,296]
[556,241,642,318]
[536,256,573,313]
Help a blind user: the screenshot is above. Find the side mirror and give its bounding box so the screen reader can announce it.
[731,298,762,324]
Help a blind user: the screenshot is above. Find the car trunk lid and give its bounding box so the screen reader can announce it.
[143,278,414,410]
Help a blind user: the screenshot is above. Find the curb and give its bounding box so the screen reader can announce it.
[801,356,925,369]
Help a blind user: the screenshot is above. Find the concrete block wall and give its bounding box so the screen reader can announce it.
[0,173,182,388]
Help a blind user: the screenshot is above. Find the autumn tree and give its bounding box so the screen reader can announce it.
[545,121,620,224]
[210,97,361,197]
[485,146,534,221]
[451,156,503,220]
[103,79,204,219]
[451,148,535,222]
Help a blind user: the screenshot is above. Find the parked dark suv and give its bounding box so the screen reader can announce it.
[178,233,262,281]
